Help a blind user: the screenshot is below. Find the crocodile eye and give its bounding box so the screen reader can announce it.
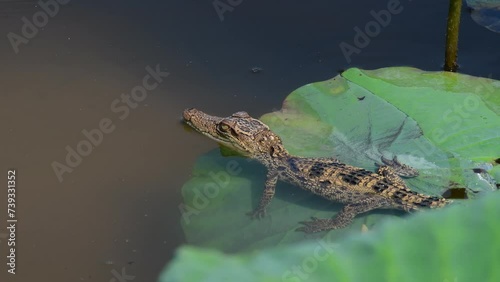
[218,123,239,137]
[218,123,230,132]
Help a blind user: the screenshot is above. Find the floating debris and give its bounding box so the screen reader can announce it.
[250,67,263,73]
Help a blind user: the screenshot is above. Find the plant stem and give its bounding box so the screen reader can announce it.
[444,0,462,72]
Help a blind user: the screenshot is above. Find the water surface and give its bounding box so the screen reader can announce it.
[0,0,498,281]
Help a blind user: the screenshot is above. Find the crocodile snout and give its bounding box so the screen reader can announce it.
[182,108,197,121]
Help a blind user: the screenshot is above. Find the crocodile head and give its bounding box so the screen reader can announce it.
[183,108,288,159]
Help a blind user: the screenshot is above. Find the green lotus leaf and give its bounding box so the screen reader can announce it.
[179,67,500,252]
[162,191,500,282]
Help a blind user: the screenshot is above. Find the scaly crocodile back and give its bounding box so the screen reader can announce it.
[375,183,450,210]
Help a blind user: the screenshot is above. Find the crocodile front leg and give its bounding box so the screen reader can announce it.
[296,196,394,233]
[247,170,278,219]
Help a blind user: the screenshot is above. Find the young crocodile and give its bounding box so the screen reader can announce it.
[183,108,451,233]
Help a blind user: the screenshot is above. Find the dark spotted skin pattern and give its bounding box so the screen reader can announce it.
[183,108,451,233]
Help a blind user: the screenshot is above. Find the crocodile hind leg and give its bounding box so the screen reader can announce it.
[377,165,409,187]
[380,156,419,178]
[296,196,394,233]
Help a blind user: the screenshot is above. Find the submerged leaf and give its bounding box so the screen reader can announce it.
[466,0,500,33]
[162,191,500,282]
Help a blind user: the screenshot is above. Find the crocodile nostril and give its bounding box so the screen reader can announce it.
[183,108,196,121]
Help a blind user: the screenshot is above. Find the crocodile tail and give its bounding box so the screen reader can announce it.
[382,186,451,210]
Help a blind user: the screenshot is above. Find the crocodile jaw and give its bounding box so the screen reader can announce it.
[182,108,248,154]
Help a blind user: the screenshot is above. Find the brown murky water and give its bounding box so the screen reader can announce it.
[0,0,499,281]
